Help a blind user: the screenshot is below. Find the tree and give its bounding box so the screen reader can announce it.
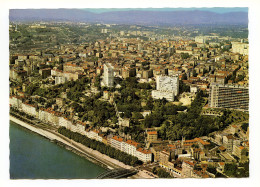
[124,110,132,118]
[179,80,190,93]
[145,96,154,110]
[241,123,249,132]
[181,53,190,59]
[58,127,142,167]
[154,168,173,178]
[132,112,144,120]
[182,73,187,80]
[224,163,237,177]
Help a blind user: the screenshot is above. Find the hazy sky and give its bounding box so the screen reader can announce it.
[83,8,248,14]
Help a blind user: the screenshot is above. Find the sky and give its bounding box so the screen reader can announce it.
[83,7,248,14]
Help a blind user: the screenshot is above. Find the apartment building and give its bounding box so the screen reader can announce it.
[123,140,139,156]
[152,75,179,101]
[208,83,249,111]
[111,136,124,151]
[136,148,152,163]
[103,63,114,87]
[147,131,158,142]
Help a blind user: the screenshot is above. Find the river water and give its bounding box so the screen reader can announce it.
[9,120,106,179]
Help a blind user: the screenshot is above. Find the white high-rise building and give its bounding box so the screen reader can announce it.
[152,75,179,102]
[231,42,249,55]
[103,63,114,87]
[101,29,108,33]
[195,36,206,43]
[156,75,179,96]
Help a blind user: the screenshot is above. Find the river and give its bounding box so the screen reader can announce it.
[9,120,106,179]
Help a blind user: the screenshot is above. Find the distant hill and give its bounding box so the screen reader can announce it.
[9,9,248,25]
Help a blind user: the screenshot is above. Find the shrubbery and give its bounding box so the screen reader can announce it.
[152,167,173,178]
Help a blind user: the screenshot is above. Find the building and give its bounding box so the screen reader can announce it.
[142,70,153,79]
[230,125,239,135]
[150,146,162,162]
[136,148,152,163]
[59,117,72,129]
[39,108,49,123]
[152,90,175,102]
[103,91,110,100]
[120,31,125,36]
[63,63,84,73]
[122,68,136,79]
[102,63,114,87]
[75,121,87,135]
[208,83,249,111]
[101,29,108,33]
[231,42,249,55]
[9,96,23,109]
[63,72,83,81]
[56,98,64,108]
[181,160,195,178]
[152,75,179,102]
[39,68,51,79]
[159,150,171,167]
[123,140,140,156]
[215,76,226,85]
[147,131,158,142]
[195,36,206,43]
[156,75,179,95]
[88,129,100,141]
[111,136,124,151]
[9,69,27,81]
[118,118,130,127]
[55,76,67,85]
[190,85,198,93]
[223,135,235,154]
[21,103,37,117]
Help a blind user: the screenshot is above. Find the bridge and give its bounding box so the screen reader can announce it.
[96,168,138,179]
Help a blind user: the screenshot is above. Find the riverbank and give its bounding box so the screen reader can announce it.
[9,115,156,178]
[9,115,131,171]
[10,121,107,179]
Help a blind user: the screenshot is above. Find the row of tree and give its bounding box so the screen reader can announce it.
[58,127,143,166]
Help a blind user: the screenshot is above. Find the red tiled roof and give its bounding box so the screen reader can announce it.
[137,148,151,154]
[219,162,225,166]
[194,138,210,145]
[125,140,139,147]
[219,146,226,151]
[112,136,123,142]
[147,131,157,135]
[226,135,235,140]
[184,160,195,166]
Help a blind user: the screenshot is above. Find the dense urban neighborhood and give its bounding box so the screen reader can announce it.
[9,20,249,178]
